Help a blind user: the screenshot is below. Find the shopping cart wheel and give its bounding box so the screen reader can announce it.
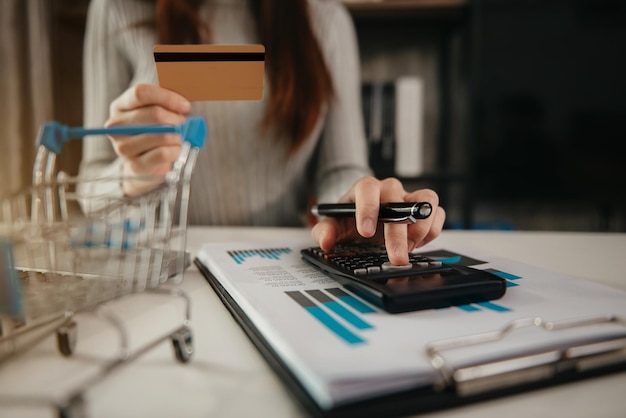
[56,320,78,357]
[172,325,194,363]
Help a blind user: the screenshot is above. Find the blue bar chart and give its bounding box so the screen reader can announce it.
[286,289,374,345]
[228,248,292,264]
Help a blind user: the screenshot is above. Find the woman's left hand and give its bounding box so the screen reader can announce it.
[311,176,446,265]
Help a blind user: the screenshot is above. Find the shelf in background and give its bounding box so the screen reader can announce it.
[344,0,468,19]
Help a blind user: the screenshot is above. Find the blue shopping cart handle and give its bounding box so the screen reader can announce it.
[37,117,206,153]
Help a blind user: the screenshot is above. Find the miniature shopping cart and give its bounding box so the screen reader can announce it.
[0,117,206,416]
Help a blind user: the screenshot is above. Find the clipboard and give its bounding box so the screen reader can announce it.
[193,241,626,418]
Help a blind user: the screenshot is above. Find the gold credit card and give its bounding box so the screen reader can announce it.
[154,44,265,101]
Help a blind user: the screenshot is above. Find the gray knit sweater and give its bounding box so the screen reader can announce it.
[80,0,371,226]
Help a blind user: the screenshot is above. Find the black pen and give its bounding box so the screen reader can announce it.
[311,202,432,224]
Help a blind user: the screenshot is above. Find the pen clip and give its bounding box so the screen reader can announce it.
[378,202,432,224]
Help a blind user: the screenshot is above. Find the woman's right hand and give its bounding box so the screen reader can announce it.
[106,83,191,196]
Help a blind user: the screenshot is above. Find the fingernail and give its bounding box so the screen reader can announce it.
[180,100,191,113]
[362,218,375,236]
[391,245,409,264]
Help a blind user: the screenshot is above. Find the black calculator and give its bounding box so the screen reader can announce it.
[301,244,507,313]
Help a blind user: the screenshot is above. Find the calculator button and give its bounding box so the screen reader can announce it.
[415,261,429,267]
[381,262,413,271]
[367,266,381,274]
[429,261,443,267]
[353,268,368,275]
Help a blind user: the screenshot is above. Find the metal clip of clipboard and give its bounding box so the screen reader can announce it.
[426,315,626,397]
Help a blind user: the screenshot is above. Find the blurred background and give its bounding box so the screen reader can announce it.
[1,0,625,231]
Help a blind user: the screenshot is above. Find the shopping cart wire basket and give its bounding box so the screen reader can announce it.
[0,117,206,416]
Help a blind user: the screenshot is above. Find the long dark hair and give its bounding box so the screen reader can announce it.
[151,0,334,152]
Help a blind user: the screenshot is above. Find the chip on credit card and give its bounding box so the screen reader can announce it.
[154,44,265,101]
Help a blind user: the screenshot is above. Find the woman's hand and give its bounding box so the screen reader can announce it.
[311,177,446,265]
[106,83,191,195]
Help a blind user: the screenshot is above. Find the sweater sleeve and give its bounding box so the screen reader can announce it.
[78,0,156,202]
[311,1,373,204]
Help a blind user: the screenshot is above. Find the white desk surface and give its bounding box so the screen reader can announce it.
[2,228,625,418]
